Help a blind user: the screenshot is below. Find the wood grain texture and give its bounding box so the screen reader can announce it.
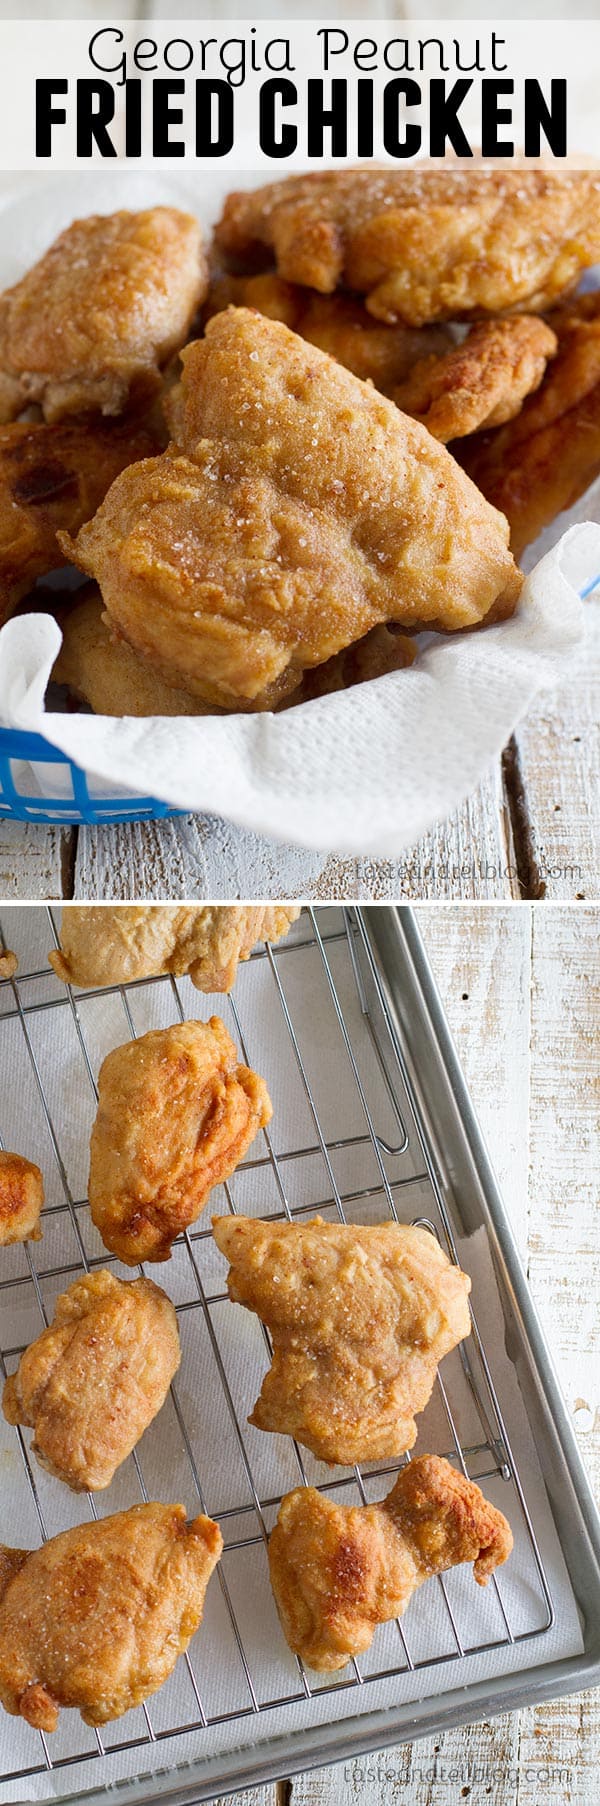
[513,620,600,903]
[72,770,516,902]
[0,821,73,901]
[73,814,327,900]
[289,904,599,1806]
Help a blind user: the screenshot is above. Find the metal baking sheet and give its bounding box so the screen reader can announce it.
[0,904,598,1805]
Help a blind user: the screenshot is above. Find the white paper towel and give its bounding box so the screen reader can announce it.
[0,524,597,855]
[0,171,598,856]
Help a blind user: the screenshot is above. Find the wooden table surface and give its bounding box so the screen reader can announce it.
[203,903,598,1806]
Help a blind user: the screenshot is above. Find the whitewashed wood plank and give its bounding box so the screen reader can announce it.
[290,1716,520,1806]
[75,766,515,901]
[516,1693,600,1806]
[526,906,600,1490]
[0,821,73,900]
[74,813,327,899]
[512,617,600,902]
[322,768,517,901]
[210,1791,275,1806]
[415,902,532,1246]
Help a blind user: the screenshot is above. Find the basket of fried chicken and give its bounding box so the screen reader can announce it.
[0,167,599,849]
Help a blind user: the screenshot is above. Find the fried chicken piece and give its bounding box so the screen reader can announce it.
[0,1151,44,1245]
[89,1019,272,1265]
[213,1216,471,1465]
[63,309,521,709]
[3,1270,180,1491]
[0,949,17,979]
[52,584,209,715]
[460,291,600,555]
[0,1502,222,1730]
[216,167,600,327]
[286,622,416,705]
[269,1455,513,1671]
[53,584,416,715]
[392,316,557,443]
[0,208,207,424]
[49,903,300,990]
[205,271,452,392]
[0,413,162,628]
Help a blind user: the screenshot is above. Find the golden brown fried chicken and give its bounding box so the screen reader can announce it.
[0,1502,222,1730]
[63,309,521,710]
[0,208,207,424]
[52,584,209,715]
[392,316,557,443]
[89,1019,272,1265]
[50,902,300,990]
[205,271,452,392]
[0,949,17,979]
[460,291,600,555]
[287,623,416,704]
[53,585,416,716]
[3,1270,180,1491]
[215,167,600,326]
[269,1455,513,1671]
[0,1151,44,1245]
[0,414,162,628]
[213,1216,472,1465]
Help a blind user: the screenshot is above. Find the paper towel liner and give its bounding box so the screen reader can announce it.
[0,523,597,856]
[0,172,598,856]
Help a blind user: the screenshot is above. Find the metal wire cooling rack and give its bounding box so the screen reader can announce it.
[0,905,554,1795]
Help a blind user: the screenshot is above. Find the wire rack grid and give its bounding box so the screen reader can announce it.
[0,905,554,1794]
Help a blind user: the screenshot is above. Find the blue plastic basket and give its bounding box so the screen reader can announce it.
[0,728,180,825]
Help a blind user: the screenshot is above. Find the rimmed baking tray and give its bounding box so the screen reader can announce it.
[0,903,598,1805]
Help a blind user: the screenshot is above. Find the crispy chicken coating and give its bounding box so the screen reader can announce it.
[215,167,600,326]
[461,291,600,555]
[49,902,300,990]
[392,316,557,443]
[53,585,416,715]
[0,1150,44,1245]
[0,1502,222,1730]
[89,1019,272,1265]
[0,413,162,628]
[63,309,521,709]
[205,271,452,392]
[213,1216,472,1465]
[52,584,209,715]
[3,1270,180,1491]
[286,623,416,705]
[0,949,17,979]
[269,1455,513,1671]
[0,208,207,424]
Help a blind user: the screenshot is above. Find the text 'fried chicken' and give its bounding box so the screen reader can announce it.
[89,1019,272,1264]
[269,1455,513,1671]
[212,1216,472,1465]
